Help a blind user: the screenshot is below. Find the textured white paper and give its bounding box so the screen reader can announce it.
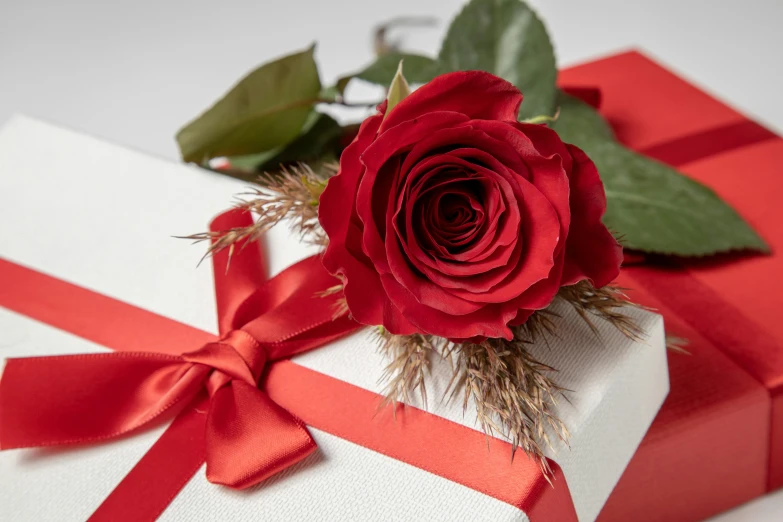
[0,115,668,521]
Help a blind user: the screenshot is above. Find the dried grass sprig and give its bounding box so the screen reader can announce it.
[185,163,328,258]
[374,315,570,476]
[377,280,642,477]
[316,284,350,320]
[665,335,690,354]
[375,328,437,410]
[443,336,568,476]
[557,280,644,341]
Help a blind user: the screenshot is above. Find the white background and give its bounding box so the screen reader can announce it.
[1,0,782,520]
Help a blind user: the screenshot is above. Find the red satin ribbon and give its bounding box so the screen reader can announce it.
[0,209,576,521]
[561,86,602,109]
[0,209,358,490]
[639,120,777,167]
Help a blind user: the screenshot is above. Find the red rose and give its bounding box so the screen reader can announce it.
[319,71,622,340]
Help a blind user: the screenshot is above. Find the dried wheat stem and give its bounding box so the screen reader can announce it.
[557,281,644,341]
[377,280,642,477]
[376,328,436,411]
[184,163,330,258]
[443,337,568,477]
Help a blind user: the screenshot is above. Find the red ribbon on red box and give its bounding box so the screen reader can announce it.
[0,209,575,521]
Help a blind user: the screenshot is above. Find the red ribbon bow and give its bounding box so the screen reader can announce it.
[0,210,358,489]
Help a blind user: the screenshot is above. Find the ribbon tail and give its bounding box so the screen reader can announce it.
[205,381,316,489]
[0,353,206,449]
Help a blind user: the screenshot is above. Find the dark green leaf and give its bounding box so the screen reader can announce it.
[228,111,343,171]
[438,0,557,120]
[597,142,768,255]
[335,53,443,94]
[176,45,321,163]
[554,96,769,254]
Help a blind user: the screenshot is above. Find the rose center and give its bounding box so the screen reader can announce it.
[439,193,476,225]
[414,176,488,256]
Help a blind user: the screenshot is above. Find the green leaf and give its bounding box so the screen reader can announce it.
[597,142,768,255]
[335,53,442,94]
[550,91,615,145]
[385,61,411,117]
[552,92,769,255]
[604,142,769,256]
[176,45,321,163]
[317,85,340,103]
[228,111,343,171]
[438,0,558,120]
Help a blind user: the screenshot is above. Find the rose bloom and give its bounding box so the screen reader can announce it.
[319,71,622,341]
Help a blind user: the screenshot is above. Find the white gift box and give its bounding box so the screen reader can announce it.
[0,115,668,522]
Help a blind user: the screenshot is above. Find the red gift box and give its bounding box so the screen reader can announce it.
[561,50,782,521]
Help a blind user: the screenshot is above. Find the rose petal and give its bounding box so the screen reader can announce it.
[418,167,509,260]
[379,71,522,133]
[385,229,486,315]
[355,112,471,274]
[430,190,485,242]
[380,274,519,340]
[361,112,470,174]
[378,159,489,316]
[403,163,509,264]
[415,169,479,257]
[397,150,532,292]
[507,252,564,311]
[443,174,561,303]
[415,179,487,254]
[356,156,401,274]
[394,157,481,260]
[394,155,521,282]
[320,114,386,324]
[472,120,571,258]
[320,113,421,335]
[400,124,529,178]
[514,123,574,174]
[508,309,534,327]
[560,144,623,287]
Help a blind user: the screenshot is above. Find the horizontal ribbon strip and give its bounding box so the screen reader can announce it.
[640,120,777,167]
[0,211,575,521]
